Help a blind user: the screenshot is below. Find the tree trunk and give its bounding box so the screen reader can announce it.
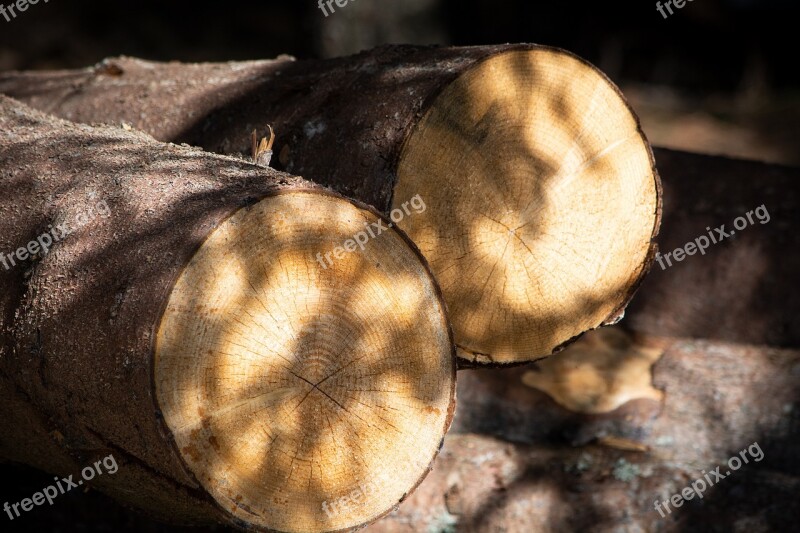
[626,147,800,348]
[0,45,662,366]
[0,96,456,533]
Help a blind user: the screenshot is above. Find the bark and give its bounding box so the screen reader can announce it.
[0,46,514,209]
[0,94,309,526]
[626,147,800,347]
[5,328,797,532]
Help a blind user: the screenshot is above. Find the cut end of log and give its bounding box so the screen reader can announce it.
[395,47,660,364]
[154,190,455,532]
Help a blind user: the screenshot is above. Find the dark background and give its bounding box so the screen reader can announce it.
[2,0,799,166]
[1,0,798,531]
[1,0,798,92]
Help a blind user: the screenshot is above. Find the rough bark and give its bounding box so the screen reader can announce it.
[0,46,515,208]
[0,94,309,527]
[0,96,456,532]
[7,56,794,349]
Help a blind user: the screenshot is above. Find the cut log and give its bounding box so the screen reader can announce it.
[0,45,663,365]
[626,147,800,348]
[0,96,456,532]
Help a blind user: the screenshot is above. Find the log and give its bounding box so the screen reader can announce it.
[0,45,663,365]
[0,96,457,532]
[626,147,800,348]
[364,329,800,532]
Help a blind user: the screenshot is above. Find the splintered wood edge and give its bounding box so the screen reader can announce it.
[154,189,456,533]
[394,46,661,365]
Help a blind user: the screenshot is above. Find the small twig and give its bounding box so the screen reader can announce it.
[252,125,275,167]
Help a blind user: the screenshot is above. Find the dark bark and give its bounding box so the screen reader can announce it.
[0,44,583,210]
[625,148,800,347]
[3,51,793,348]
[7,329,795,532]
[0,46,662,364]
[7,52,800,346]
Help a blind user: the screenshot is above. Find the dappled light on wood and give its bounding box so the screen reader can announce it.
[395,49,659,363]
[155,191,455,532]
